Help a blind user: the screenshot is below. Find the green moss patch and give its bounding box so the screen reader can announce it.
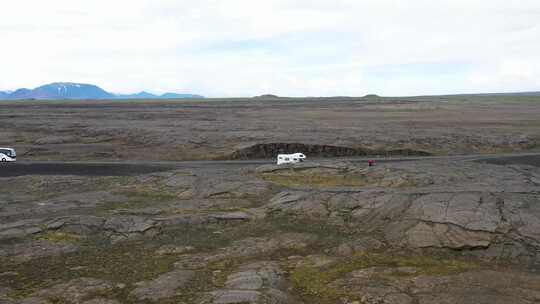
[116,187,180,202]
[260,173,367,188]
[95,187,180,213]
[2,241,178,299]
[36,231,82,243]
[290,253,477,304]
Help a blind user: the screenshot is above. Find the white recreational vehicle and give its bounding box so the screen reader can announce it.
[0,148,16,162]
[277,153,306,165]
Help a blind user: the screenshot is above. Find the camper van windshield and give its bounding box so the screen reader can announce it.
[0,149,13,157]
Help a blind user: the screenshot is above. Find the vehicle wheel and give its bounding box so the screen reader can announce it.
[1,158,6,162]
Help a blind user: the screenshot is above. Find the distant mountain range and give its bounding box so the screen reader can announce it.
[0,82,204,100]
[481,91,540,96]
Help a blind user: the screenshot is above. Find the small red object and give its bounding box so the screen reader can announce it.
[368,160,375,167]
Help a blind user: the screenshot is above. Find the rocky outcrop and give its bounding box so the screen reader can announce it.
[256,159,540,262]
[293,253,540,304]
[199,180,272,199]
[229,143,430,159]
[0,240,79,263]
[200,262,299,304]
[46,215,106,235]
[174,233,317,270]
[257,162,433,189]
[265,188,540,259]
[19,278,115,304]
[410,270,540,304]
[0,219,44,241]
[0,211,257,249]
[34,136,77,145]
[103,215,160,241]
[130,270,195,301]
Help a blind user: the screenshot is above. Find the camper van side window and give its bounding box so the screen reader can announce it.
[285,158,290,161]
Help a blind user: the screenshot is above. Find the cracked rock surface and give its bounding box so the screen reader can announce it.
[1,157,540,303]
[200,262,298,304]
[262,161,540,261]
[129,270,195,301]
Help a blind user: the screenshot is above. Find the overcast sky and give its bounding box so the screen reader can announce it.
[1,0,539,97]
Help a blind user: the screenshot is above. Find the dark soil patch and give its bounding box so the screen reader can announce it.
[228,143,431,159]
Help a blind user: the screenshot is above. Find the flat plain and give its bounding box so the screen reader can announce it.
[1,96,540,304]
[1,95,539,161]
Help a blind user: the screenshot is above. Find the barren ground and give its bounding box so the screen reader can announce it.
[1,96,540,304]
[1,96,539,161]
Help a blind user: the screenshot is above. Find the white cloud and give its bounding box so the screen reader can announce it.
[1,0,540,96]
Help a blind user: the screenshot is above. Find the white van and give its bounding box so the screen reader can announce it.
[277,153,306,165]
[0,148,16,162]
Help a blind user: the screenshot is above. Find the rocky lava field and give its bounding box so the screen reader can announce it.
[1,96,539,161]
[0,157,539,303]
[1,97,540,304]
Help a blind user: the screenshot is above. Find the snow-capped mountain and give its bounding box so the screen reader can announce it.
[0,82,204,100]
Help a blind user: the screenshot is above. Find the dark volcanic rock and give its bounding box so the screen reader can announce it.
[2,154,540,304]
[411,270,540,304]
[261,161,540,261]
[103,216,157,234]
[130,270,195,301]
[81,299,120,304]
[174,233,317,270]
[155,245,196,256]
[230,143,430,159]
[0,287,14,304]
[46,215,106,235]
[209,212,252,221]
[200,261,298,304]
[21,278,114,304]
[266,190,540,257]
[0,240,79,263]
[0,219,44,241]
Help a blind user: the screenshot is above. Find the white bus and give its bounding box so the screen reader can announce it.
[277,153,306,165]
[0,148,16,162]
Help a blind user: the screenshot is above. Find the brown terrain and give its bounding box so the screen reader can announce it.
[0,96,539,161]
[1,96,540,304]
